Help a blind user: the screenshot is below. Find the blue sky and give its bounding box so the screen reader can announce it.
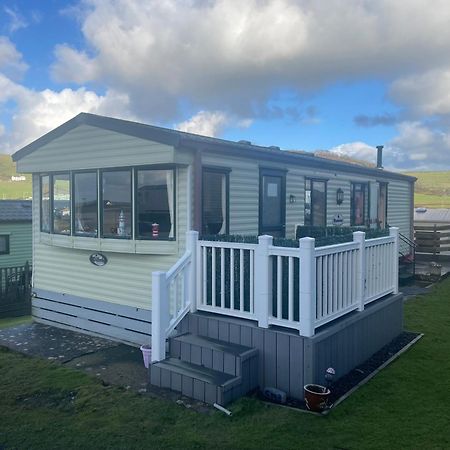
[1,0,450,171]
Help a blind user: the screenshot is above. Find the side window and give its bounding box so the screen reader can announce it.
[0,235,9,255]
[40,175,50,233]
[102,170,132,239]
[202,169,229,235]
[351,183,368,226]
[53,174,71,235]
[74,172,98,237]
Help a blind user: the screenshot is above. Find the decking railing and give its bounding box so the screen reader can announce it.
[152,228,399,361]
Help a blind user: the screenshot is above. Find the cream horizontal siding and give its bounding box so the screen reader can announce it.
[285,168,304,238]
[326,179,351,227]
[0,222,32,269]
[17,125,175,173]
[387,180,414,254]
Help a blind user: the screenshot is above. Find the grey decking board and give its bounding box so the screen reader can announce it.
[276,333,290,393]
[264,329,277,388]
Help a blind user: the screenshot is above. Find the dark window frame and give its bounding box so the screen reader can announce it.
[134,166,177,241]
[304,178,328,227]
[351,182,369,227]
[377,181,389,229]
[0,234,10,255]
[201,166,230,236]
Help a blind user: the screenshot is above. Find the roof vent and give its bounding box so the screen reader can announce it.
[238,140,252,145]
[269,146,280,150]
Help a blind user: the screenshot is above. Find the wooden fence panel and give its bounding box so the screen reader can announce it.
[0,262,32,318]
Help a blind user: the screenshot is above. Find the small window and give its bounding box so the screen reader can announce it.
[202,169,229,235]
[351,183,368,226]
[0,235,9,255]
[53,174,71,235]
[305,179,326,227]
[136,169,175,239]
[102,170,132,239]
[74,172,98,237]
[40,175,50,233]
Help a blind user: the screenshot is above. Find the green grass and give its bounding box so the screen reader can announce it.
[414,192,450,208]
[1,280,450,449]
[406,170,450,208]
[0,315,31,329]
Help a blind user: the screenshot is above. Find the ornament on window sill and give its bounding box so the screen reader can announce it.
[152,223,159,238]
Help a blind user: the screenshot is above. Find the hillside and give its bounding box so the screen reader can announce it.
[0,154,32,200]
[405,170,450,208]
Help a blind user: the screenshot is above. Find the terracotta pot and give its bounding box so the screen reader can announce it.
[304,384,330,412]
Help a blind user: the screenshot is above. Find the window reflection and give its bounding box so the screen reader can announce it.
[53,174,71,235]
[74,172,98,237]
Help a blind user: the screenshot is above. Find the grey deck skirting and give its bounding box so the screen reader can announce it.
[32,288,152,346]
[177,293,404,400]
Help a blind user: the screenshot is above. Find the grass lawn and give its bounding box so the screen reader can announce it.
[414,192,450,208]
[1,280,450,449]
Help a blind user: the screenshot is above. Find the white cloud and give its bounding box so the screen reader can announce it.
[175,111,230,137]
[0,36,28,80]
[4,6,27,33]
[51,0,450,121]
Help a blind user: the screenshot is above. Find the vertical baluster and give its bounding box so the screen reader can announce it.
[230,249,235,310]
[173,274,179,316]
[288,256,294,322]
[316,256,323,319]
[333,254,338,313]
[328,253,333,315]
[239,249,244,311]
[249,250,254,313]
[277,255,282,319]
[221,248,225,309]
[184,263,189,308]
[212,247,216,307]
[338,252,343,311]
[202,246,207,305]
[323,255,328,316]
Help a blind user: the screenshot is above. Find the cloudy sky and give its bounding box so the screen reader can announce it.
[1,0,450,171]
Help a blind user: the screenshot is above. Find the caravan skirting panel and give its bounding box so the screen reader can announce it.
[32,288,152,346]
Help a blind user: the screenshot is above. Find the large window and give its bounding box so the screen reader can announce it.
[0,235,9,255]
[136,169,175,239]
[102,170,132,239]
[53,174,71,235]
[40,175,50,233]
[351,182,368,226]
[304,179,326,227]
[39,167,176,241]
[202,169,229,235]
[377,182,388,229]
[74,172,98,237]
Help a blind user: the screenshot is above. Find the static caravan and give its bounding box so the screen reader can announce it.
[13,113,415,404]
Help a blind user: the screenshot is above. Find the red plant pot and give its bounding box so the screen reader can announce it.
[304,384,330,412]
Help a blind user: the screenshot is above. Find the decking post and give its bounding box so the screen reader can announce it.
[353,231,366,311]
[389,227,399,294]
[186,230,199,313]
[255,235,273,328]
[151,271,168,362]
[299,237,316,337]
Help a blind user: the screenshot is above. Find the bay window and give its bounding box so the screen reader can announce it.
[136,169,175,240]
[74,172,98,237]
[202,169,229,235]
[39,167,176,242]
[102,170,132,239]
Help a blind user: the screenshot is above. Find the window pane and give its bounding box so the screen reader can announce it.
[311,181,326,227]
[304,181,311,226]
[53,174,71,234]
[137,169,174,239]
[203,171,227,235]
[102,170,132,238]
[0,235,9,254]
[41,175,50,232]
[74,172,98,237]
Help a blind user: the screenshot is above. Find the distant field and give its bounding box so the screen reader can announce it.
[0,180,32,199]
[414,193,450,208]
[405,171,450,208]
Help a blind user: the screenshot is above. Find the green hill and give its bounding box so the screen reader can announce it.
[0,154,32,200]
[405,170,450,208]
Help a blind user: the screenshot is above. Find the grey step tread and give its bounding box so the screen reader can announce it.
[154,357,240,388]
[173,333,257,358]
